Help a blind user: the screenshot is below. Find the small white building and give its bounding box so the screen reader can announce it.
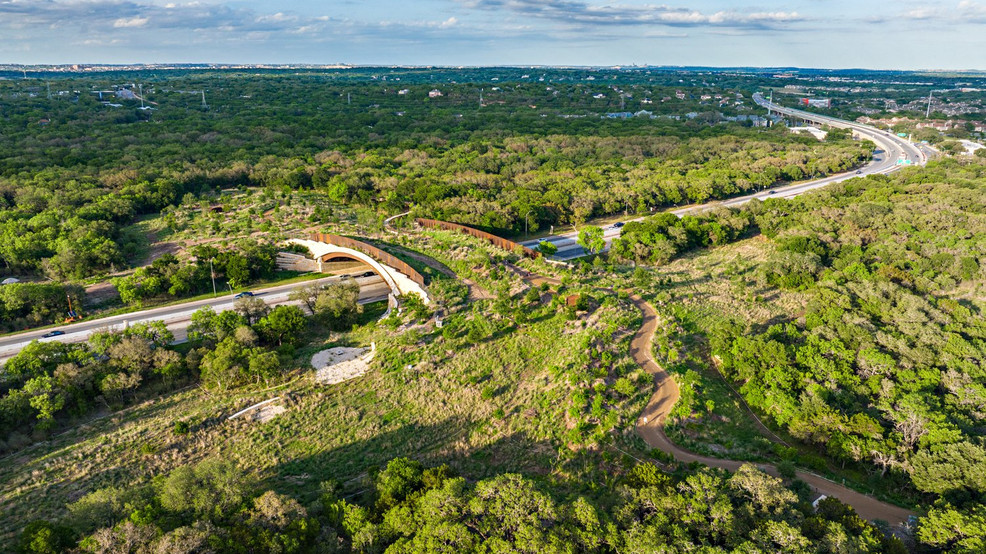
[428,89,442,98]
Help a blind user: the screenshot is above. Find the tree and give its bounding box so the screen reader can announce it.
[123,321,174,348]
[910,442,986,494]
[82,521,159,552]
[918,504,986,553]
[467,473,557,546]
[727,464,798,516]
[108,336,154,375]
[18,520,74,554]
[152,348,184,384]
[234,296,269,325]
[246,491,319,554]
[224,254,250,289]
[23,375,65,429]
[375,457,424,512]
[256,305,307,346]
[234,325,259,347]
[147,521,224,554]
[536,240,558,256]
[100,371,142,404]
[577,225,606,255]
[188,307,248,343]
[198,338,247,391]
[247,349,281,385]
[289,283,325,314]
[313,279,363,330]
[159,458,250,520]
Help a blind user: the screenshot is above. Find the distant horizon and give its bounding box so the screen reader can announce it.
[2,62,985,74]
[2,1,984,71]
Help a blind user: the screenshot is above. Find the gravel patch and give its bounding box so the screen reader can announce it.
[312,345,375,385]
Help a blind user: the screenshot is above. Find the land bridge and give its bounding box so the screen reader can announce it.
[415,218,540,258]
[288,234,430,304]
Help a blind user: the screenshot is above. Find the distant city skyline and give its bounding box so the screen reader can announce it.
[1,0,984,70]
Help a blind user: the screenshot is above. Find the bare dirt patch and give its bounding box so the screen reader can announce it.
[143,240,180,265]
[83,281,120,305]
[312,345,375,385]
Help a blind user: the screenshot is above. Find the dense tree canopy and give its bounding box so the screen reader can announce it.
[20,457,907,553]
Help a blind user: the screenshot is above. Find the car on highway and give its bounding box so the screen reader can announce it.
[234,291,255,299]
[856,170,862,174]
[767,190,776,195]
[41,330,65,338]
[358,271,376,278]
[612,222,625,228]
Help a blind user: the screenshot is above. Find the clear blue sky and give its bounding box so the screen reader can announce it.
[1,0,984,69]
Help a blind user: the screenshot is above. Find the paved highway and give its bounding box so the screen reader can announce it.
[0,273,390,365]
[525,94,927,260]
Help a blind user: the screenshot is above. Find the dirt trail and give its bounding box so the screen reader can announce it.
[628,295,915,525]
[415,224,916,525]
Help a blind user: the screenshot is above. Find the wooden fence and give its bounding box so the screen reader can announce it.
[310,233,427,288]
[415,218,540,259]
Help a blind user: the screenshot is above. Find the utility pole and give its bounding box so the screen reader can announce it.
[46,82,51,99]
[479,88,483,107]
[138,84,144,109]
[347,92,351,105]
[524,210,533,237]
[210,258,217,297]
[201,90,208,109]
[926,91,933,119]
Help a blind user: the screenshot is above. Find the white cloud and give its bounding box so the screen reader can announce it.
[114,16,149,28]
[458,0,805,29]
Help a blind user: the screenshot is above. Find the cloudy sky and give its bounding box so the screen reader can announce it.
[1,0,984,69]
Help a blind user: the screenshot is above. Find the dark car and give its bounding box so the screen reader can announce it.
[856,170,862,174]
[358,271,376,278]
[234,291,255,299]
[613,222,625,228]
[41,330,65,338]
[767,190,776,195]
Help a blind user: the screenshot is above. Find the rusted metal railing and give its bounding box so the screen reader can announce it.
[415,218,540,259]
[310,233,427,288]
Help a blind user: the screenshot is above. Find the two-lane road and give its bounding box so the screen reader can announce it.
[0,273,390,365]
[527,95,926,260]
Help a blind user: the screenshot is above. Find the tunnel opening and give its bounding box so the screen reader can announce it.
[319,254,379,278]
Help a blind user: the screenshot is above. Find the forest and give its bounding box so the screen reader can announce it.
[0,71,866,285]
[613,158,986,551]
[18,457,907,553]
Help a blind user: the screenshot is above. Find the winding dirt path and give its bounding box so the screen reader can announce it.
[413,223,917,525]
[628,295,915,525]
